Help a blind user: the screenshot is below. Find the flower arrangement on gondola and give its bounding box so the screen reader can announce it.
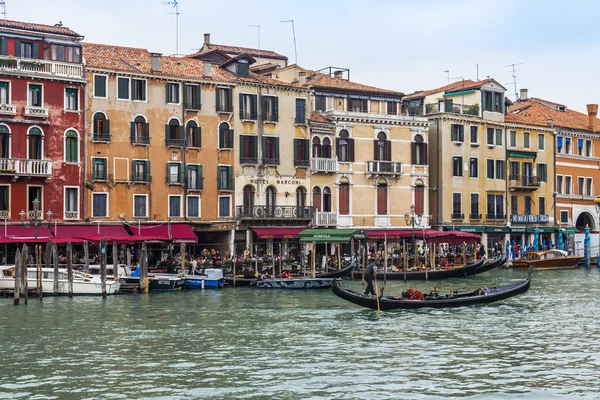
[406,288,424,300]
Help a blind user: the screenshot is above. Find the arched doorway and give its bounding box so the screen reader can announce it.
[576,211,595,231]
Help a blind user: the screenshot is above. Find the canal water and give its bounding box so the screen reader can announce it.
[1,268,599,399]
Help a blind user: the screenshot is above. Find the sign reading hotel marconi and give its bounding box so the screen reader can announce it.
[249,179,305,185]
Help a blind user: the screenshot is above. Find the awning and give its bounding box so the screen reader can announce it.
[443,226,485,233]
[126,223,197,243]
[51,224,133,243]
[526,227,555,233]
[251,227,306,239]
[443,89,475,97]
[428,230,481,244]
[557,227,577,236]
[366,229,441,239]
[299,229,367,244]
[0,225,53,243]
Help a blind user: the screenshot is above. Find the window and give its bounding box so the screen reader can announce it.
[374,132,391,161]
[262,137,280,165]
[295,98,306,124]
[586,140,592,157]
[167,162,183,184]
[243,185,254,211]
[266,186,276,214]
[414,183,425,215]
[64,187,78,219]
[94,75,107,98]
[322,137,332,159]
[469,158,478,178]
[240,135,258,164]
[186,120,201,148]
[92,157,107,180]
[578,177,584,195]
[131,116,149,144]
[470,194,479,217]
[218,123,233,149]
[510,161,520,180]
[294,138,309,167]
[412,134,427,166]
[565,176,572,195]
[92,193,108,217]
[495,194,504,217]
[557,136,563,153]
[64,88,78,111]
[49,44,80,63]
[240,93,257,120]
[133,195,148,217]
[511,195,518,216]
[312,187,322,211]
[315,96,326,112]
[487,160,494,179]
[384,101,397,115]
[539,197,546,215]
[166,82,180,104]
[132,160,150,182]
[452,193,462,217]
[64,130,78,163]
[524,196,532,215]
[187,196,200,218]
[262,96,278,122]
[339,182,350,215]
[495,160,506,180]
[218,165,232,190]
[470,126,478,144]
[510,131,517,147]
[28,127,43,160]
[93,112,110,142]
[557,175,563,194]
[376,184,387,215]
[578,139,584,156]
[323,186,332,212]
[486,128,494,145]
[165,118,184,147]
[487,194,496,218]
[168,195,182,217]
[132,79,146,101]
[28,84,42,107]
[17,41,35,59]
[538,134,545,150]
[0,186,7,212]
[537,163,547,182]
[524,132,530,149]
[482,91,503,113]
[452,156,463,177]
[28,186,42,213]
[0,125,9,158]
[216,87,233,112]
[187,165,203,190]
[337,130,354,162]
[565,137,571,154]
[117,77,130,100]
[495,129,502,146]
[560,210,569,223]
[237,62,249,76]
[348,98,367,113]
[585,178,592,196]
[451,124,464,142]
[0,82,8,105]
[218,196,231,217]
[296,187,307,216]
[312,137,322,158]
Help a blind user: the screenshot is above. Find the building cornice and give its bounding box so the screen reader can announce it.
[324,110,430,128]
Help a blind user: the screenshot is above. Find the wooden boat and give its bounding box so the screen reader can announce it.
[253,277,339,289]
[512,250,582,270]
[355,258,485,281]
[465,256,506,276]
[183,269,225,288]
[315,262,356,278]
[332,266,532,310]
[148,274,184,291]
[224,276,256,287]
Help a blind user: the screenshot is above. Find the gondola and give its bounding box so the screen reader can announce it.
[332,266,532,310]
[466,256,506,276]
[355,258,485,281]
[315,262,356,278]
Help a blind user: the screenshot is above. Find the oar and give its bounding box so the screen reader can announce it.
[374,278,381,313]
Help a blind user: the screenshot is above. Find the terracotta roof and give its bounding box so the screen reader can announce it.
[506,98,600,132]
[299,70,402,96]
[82,42,234,83]
[0,19,81,38]
[190,44,288,61]
[234,70,303,89]
[309,112,332,124]
[403,79,497,100]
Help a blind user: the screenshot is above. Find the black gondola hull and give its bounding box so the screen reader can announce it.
[466,256,506,276]
[357,258,485,280]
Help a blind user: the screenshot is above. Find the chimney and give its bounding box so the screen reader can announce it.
[298,71,306,86]
[150,52,162,72]
[587,104,598,131]
[203,62,212,77]
[204,33,211,46]
[334,70,343,79]
[519,88,528,101]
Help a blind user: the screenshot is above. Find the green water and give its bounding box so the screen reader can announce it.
[1,268,600,399]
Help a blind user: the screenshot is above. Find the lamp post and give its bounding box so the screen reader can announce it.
[19,198,53,240]
[404,204,423,267]
[595,196,600,267]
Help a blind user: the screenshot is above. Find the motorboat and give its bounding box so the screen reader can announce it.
[512,250,582,270]
[183,268,225,288]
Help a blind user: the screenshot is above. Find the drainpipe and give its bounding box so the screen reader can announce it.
[81,81,87,225]
[182,89,187,221]
[436,118,441,228]
[553,128,557,230]
[505,125,509,247]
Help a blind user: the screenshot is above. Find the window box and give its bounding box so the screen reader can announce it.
[451,213,464,220]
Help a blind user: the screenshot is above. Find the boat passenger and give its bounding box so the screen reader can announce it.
[363,258,379,296]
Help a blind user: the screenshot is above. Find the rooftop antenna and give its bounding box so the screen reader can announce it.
[163,0,182,55]
[0,1,6,19]
[281,20,297,65]
[443,70,450,84]
[247,24,260,61]
[503,62,524,101]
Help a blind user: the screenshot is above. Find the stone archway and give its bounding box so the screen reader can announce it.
[575,211,595,231]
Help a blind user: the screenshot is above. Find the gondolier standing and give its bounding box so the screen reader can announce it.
[364,258,379,296]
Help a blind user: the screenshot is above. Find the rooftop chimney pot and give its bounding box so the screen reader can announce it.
[204,33,211,46]
[334,71,343,79]
[298,71,306,86]
[519,88,528,101]
[587,104,598,131]
[150,52,162,72]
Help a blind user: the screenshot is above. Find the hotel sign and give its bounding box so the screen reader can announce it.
[249,179,304,185]
[511,214,550,224]
[314,91,401,103]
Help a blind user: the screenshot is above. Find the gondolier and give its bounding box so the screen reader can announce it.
[364,258,379,296]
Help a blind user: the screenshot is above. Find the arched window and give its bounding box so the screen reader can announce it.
[377,181,388,215]
[312,136,321,158]
[64,129,79,163]
[166,118,184,147]
[186,120,201,148]
[0,125,9,158]
[336,130,354,162]
[243,185,254,215]
[92,112,110,141]
[375,132,390,161]
[322,137,332,158]
[312,186,321,212]
[296,186,306,217]
[323,186,332,212]
[28,127,43,160]
[219,122,232,149]
[266,186,276,216]
[132,116,148,144]
[414,179,425,215]
[339,181,350,215]
[412,134,427,166]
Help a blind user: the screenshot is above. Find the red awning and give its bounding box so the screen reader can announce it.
[251,227,306,239]
[0,225,54,243]
[428,230,481,245]
[52,224,133,244]
[365,229,443,240]
[128,223,198,243]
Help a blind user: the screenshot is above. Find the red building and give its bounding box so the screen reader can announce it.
[0,19,85,229]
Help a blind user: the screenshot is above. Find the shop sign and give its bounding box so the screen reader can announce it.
[511,214,550,224]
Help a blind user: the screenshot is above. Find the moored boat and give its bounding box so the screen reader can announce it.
[355,258,485,280]
[466,256,506,276]
[512,250,582,270]
[253,277,339,289]
[183,269,225,288]
[148,274,184,291]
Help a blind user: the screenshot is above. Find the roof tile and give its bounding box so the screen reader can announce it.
[506,98,600,132]
[403,79,494,100]
[0,19,81,38]
[190,43,287,61]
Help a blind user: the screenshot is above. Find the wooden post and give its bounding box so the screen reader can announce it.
[13,248,21,305]
[53,243,59,294]
[311,243,316,278]
[254,244,258,277]
[112,240,119,282]
[83,240,89,272]
[101,238,107,298]
[141,242,149,293]
[279,243,282,277]
[337,243,341,270]
[350,239,355,280]
[403,241,407,282]
[67,242,73,298]
[384,233,388,284]
[361,240,365,285]
[22,244,28,304]
[36,244,42,300]
[126,245,132,267]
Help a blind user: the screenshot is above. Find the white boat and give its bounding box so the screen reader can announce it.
[0,266,120,295]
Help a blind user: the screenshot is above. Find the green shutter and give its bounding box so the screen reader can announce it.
[227,88,232,112]
[15,41,20,57]
[219,128,225,148]
[252,136,258,158]
[444,99,453,113]
[239,135,245,161]
[166,82,170,103]
[178,163,184,183]
[165,124,170,142]
[196,85,201,109]
[274,137,280,162]
[261,137,266,161]
[118,78,129,99]
[198,165,203,189]
[196,127,201,147]
[304,139,309,161]
[145,161,150,181]
[0,39,7,56]
[251,95,258,120]
[130,122,135,143]
[261,96,267,120]
[32,42,39,59]
[183,84,188,107]
[179,126,185,144]
[228,129,234,148]
[273,97,279,122]
[293,138,298,162]
[239,94,244,119]
[93,117,99,134]
[166,162,171,181]
[105,119,110,135]
[217,166,222,190]
[216,88,221,111]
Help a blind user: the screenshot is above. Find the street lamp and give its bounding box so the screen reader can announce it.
[19,198,53,239]
[404,204,423,267]
[595,196,600,267]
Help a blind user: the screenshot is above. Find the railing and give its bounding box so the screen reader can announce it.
[294,159,310,167]
[131,135,150,145]
[314,211,338,226]
[295,116,306,124]
[240,112,254,120]
[451,213,464,220]
[187,178,203,191]
[166,138,186,147]
[92,133,111,142]
[425,103,480,116]
[366,161,402,175]
[28,210,43,220]
[262,158,280,166]
[240,157,258,165]
[91,171,108,181]
[311,157,337,173]
[24,105,48,118]
[0,210,8,218]
[0,104,16,115]
[236,205,314,220]
[64,211,78,220]
[0,58,84,79]
[185,102,201,110]
[0,158,52,177]
[469,213,482,220]
[486,213,507,220]
[131,173,151,183]
[167,174,184,184]
[509,175,541,189]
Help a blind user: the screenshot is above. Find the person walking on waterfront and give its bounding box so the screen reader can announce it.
[364,258,379,296]
[477,243,486,260]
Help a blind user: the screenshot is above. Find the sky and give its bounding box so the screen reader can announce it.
[7,0,600,112]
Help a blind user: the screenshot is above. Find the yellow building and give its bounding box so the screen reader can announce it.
[83,43,236,248]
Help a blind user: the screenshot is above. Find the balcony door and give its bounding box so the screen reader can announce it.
[266,186,276,217]
[523,162,533,177]
[243,185,254,217]
[296,187,306,218]
[313,187,321,212]
[28,127,43,160]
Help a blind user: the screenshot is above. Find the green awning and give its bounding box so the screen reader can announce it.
[443,226,485,233]
[443,89,475,97]
[557,227,577,236]
[511,227,527,233]
[299,229,367,244]
[526,227,555,233]
[508,151,536,159]
[487,227,511,233]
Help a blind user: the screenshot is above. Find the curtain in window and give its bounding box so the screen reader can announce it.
[92,194,107,217]
[134,196,146,217]
[188,197,199,217]
[28,128,42,160]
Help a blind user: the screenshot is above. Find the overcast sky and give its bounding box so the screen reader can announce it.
[8,0,600,112]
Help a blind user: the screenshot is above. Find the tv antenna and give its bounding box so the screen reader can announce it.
[0,1,6,19]
[281,20,297,65]
[163,0,182,55]
[504,62,524,101]
[443,70,462,84]
[247,24,260,61]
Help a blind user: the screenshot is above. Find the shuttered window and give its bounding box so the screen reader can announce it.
[295,98,306,124]
[377,184,387,215]
[94,75,107,98]
[294,138,309,167]
[64,130,78,163]
[339,183,350,215]
[414,185,425,215]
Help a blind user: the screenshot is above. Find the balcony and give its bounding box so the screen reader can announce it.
[311,157,337,173]
[366,161,402,179]
[131,173,151,184]
[0,58,84,81]
[262,158,280,166]
[511,214,550,224]
[451,213,464,220]
[24,105,49,118]
[236,205,314,220]
[469,213,482,220]
[166,138,186,147]
[167,173,184,185]
[425,103,480,116]
[314,211,338,227]
[486,213,507,221]
[0,158,52,177]
[240,157,258,165]
[64,211,78,220]
[0,104,16,116]
[509,175,541,190]
[130,135,150,145]
[92,133,111,143]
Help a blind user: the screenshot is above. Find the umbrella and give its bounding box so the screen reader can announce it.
[585,225,591,268]
[534,228,539,251]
